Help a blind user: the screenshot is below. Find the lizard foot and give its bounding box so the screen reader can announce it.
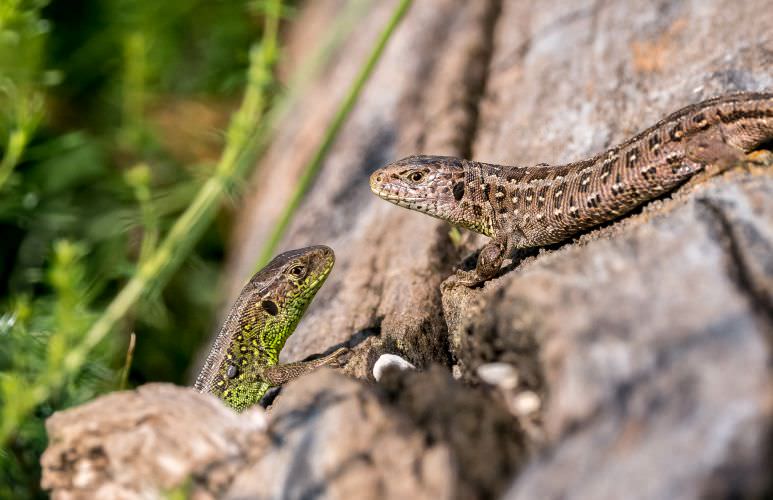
[324,347,351,368]
[441,269,485,290]
[745,149,773,168]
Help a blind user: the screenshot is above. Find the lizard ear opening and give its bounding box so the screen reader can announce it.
[453,181,465,201]
[261,300,279,316]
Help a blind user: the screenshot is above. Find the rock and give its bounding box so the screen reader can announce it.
[377,365,529,499]
[227,370,454,499]
[40,365,528,500]
[476,362,519,390]
[40,384,267,499]
[511,391,540,417]
[373,353,416,381]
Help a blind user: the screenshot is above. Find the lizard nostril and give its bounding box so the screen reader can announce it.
[370,172,384,187]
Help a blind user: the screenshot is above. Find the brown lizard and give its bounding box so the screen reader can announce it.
[370,91,773,285]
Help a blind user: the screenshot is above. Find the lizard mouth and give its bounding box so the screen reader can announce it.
[371,186,427,205]
[305,256,334,296]
[372,190,438,215]
[315,261,333,284]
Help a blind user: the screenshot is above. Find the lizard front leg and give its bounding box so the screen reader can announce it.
[449,234,509,287]
[475,239,507,279]
[259,347,349,386]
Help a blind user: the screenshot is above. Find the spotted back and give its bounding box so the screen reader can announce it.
[371,92,773,249]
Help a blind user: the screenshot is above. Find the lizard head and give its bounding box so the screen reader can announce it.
[253,244,336,323]
[195,245,335,410]
[369,155,467,222]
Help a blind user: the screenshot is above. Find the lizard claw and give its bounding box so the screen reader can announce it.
[746,149,773,165]
[325,347,350,368]
[442,269,485,290]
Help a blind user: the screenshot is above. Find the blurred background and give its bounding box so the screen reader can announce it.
[0,0,320,495]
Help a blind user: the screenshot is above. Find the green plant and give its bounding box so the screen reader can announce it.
[256,0,413,269]
[0,0,410,497]
[0,1,275,496]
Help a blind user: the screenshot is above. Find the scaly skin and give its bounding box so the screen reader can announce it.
[194,245,347,411]
[370,91,773,285]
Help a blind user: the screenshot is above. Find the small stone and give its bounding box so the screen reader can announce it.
[373,354,416,381]
[512,391,540,416]
[477,362,519,390]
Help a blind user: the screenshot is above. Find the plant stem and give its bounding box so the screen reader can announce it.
[0,128,28,190]
[119,333,136,390]
[0,1,284,446]
[255,0,413,269]
[120,31,148,148]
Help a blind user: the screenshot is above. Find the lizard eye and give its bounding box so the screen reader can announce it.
[287,264,307,280]
[408,171,425,183]
[226,364,239,379]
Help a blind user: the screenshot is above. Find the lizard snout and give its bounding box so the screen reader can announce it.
[369,169,387,193]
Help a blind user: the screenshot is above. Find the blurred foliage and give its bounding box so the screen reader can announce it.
[0,0,279,496]
[257,0,412,268]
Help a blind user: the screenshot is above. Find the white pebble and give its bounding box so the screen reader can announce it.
[512,391,541,416]
[373,354,416,381]
[477,362,519,390]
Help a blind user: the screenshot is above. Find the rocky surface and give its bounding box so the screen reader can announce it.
[227,370,456,500]
[43,0,773,498]
[40,384,268,498]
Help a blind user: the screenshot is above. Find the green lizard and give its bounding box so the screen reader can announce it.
[194,245,348,411]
